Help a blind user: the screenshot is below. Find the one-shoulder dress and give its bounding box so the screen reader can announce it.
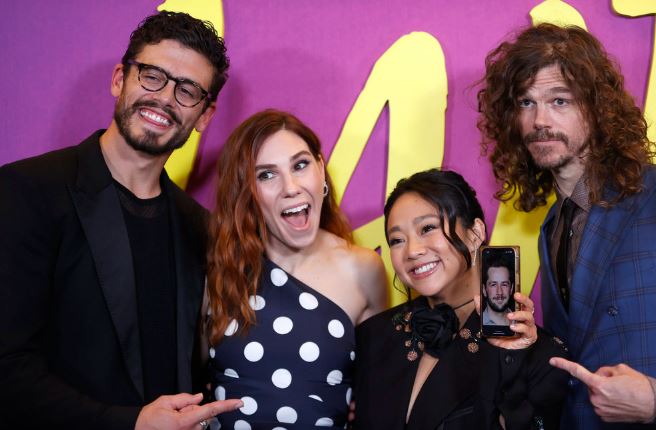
[208,258,355,429]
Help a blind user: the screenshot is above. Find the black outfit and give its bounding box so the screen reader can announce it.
[354,297,569,430]
[0,131,208,430]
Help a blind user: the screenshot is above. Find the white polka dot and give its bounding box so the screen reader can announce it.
[346,387,352,404]
[248,295,265,311]
[299,342,320,362]
[215,385,226,401]
[276,406,298,423]
[271,268,288,286]
[308,394,323,402]
[327,369,343,385]
[328,319,345,338]
[225,319,239,336]
[272,428,287,430]
[273,316,293,334]
[299,292,319,310]
[209,347,216,358]
[234,420,251,430]
[244,342,264,362]
[271,368,292,388]
[350,351,355,360]
[239,396,257,415]
[316,418,334,426]
[224,368,239,378]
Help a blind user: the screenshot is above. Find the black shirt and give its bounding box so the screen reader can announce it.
[115,180,178,402]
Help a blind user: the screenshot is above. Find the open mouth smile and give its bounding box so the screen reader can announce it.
[410,261,438,277]
[139,108,172,127]
[281,203,310,229]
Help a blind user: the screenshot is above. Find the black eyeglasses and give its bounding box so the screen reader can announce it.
[127,60,212,107]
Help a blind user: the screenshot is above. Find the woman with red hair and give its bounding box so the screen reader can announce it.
[205,109,387,428]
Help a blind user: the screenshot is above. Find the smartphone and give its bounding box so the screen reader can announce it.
[480,246,520,337]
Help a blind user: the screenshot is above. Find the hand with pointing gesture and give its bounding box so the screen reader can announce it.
[549,357,656,424]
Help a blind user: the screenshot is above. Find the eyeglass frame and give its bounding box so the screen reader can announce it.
[126,60,213,107]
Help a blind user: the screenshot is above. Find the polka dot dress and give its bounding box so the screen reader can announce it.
[209,258,355,429]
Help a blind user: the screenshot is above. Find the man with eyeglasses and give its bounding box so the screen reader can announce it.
[0,11,242,430]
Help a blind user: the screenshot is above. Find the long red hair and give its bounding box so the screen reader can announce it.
[207,109,353,344]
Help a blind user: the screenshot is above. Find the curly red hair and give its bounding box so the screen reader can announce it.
[477,24,653,212]
[207,109,353,344]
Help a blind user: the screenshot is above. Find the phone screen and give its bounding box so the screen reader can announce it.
[480,246,520,337]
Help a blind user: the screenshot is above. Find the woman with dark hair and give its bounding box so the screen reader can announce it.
[206,109,387,428]
[353,169,568,429]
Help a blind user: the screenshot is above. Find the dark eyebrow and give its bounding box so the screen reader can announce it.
[290,150,313,160]
[255,150,314,171]
[387,213,439,236]
[413,214,439,224]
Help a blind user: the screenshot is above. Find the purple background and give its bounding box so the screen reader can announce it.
[1,1,653,309]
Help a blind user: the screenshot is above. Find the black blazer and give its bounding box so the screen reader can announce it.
[353,299,569,430]
[0,131,208,430]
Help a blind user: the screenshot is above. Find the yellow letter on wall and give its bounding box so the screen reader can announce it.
[328,32,447,306]
[158,0,225,189]
[613,0,656,161]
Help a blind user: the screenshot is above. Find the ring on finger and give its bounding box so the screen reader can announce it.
[199,420,209,430]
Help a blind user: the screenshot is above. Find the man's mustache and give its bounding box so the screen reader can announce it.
[524,129,569,145]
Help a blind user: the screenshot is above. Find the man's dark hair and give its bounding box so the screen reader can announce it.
[482,252,514,287]
[478,23,653,212]
[121,11,229,101]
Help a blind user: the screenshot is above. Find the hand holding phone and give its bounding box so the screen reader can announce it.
[480,246,520,337]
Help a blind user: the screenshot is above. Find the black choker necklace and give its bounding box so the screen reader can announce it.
[393,298,467,361]
[452,298,474,311]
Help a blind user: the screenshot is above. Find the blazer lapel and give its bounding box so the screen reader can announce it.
[406,313,479,429]
[164,178,205,393]
[538,207,569,342]
[68,134,144,400]
[567,191,639,357]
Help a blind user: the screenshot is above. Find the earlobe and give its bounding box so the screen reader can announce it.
[194,102,216,132]
[468,218,487,252]
[110,63,125,98]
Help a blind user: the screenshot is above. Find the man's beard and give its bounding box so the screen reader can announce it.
[523,128,587,171]
[114,99,193,156]
[487,297,510,313]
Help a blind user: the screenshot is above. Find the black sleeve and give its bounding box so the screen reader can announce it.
[482,328,569,430]
[0,164,140,430]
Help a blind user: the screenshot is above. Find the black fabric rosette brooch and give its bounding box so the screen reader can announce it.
[393,300,459,361]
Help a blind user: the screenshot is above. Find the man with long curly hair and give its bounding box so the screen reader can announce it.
[478,23,656,427]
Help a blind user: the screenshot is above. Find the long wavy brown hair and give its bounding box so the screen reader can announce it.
[207,109,353,344]
[477,23,653,212]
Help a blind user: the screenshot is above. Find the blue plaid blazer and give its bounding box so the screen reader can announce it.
[539,165,656,429]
